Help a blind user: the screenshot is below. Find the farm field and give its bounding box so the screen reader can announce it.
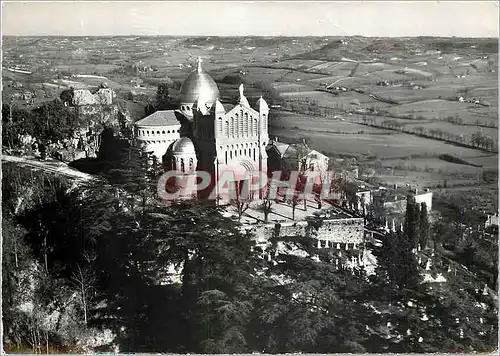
[271,112,391,134]
[380,157,485,175]
[2,35,497,198]
[404,120,498,140]
[270,124,494,159]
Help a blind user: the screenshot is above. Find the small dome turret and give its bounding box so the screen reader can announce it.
[164,137,197,173]
[170,137,196,155]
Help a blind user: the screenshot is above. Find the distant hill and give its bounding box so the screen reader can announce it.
[292,37,498,62]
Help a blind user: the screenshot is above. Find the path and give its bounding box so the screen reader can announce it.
[2,154,94,181]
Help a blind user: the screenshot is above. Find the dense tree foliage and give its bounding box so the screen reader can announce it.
[2,161,497,353]
[154,82,177,111]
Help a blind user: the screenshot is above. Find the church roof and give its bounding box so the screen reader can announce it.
[273,142,292,157]
[179,58,220,104]
[135,110,180,127]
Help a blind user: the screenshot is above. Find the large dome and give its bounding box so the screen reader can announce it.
[179,59,220,105]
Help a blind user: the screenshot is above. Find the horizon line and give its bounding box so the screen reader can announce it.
[3,35,498,39]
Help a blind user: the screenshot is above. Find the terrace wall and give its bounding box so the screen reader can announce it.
[244,217,364,246]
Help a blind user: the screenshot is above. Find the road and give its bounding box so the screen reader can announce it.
[2,154,94,181]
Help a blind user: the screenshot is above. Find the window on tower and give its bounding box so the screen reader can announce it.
[218,118,223,135]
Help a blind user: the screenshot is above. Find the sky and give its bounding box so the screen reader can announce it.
[2,1,499,37]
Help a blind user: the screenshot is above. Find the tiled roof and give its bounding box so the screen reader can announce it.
[135,110,180,127]
[275,142,292,157]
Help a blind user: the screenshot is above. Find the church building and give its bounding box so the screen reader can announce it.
[134,57,270,202]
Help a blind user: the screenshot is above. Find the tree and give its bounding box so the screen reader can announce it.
[413,202,421,248]
[289,189,302,221]
[253,229,373,353]
[2,104,33,150]
[230,181,252,221]
[144,101,156,117]
[375,230,422,299]
[145,202,261,353]
[260,183,274,223]
[404,195,418,248]
[30,99,80,144]
[70,264,97,326]
[155,82,174,110]
[419,202,430,249]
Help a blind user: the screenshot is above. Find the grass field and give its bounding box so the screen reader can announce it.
[2,35,497,194]
[270,123,494,160]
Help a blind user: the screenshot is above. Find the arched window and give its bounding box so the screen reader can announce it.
[218,117,223,135]
[157,131,160,135]
[167,130,170,133]
[230,117,235,138]
[230,151,233,160]
[224,121,229,137]
[244,149,247,155]
[239,115,243,137]
[263,114,267,134]
[240,149,242,156]
[253,148,256,160]
[253,119,258,136]
[162,130,165,134]
[244,113,249,136]
[180,158,185,172]
[189,158,194,170]
[147,131,150,135]
[225,151,228,164]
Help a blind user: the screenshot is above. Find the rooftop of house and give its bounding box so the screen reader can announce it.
[134,110,181,127]
[267,139,328,162]
[373,187,432,202]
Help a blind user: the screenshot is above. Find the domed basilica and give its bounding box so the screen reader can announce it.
[134,57,270,200]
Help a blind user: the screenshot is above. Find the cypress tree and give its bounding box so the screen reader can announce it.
[404,195,418,248]
[413,202,421,249]
[419,202,430,249]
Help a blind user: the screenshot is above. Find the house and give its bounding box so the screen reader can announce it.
[485,213,498,228]
[266,138,329,182]
[372,188,433,219]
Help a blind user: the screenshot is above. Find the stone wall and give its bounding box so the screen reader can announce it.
[243,217,364,247]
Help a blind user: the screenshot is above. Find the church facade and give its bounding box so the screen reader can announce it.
[134,58,270,201]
